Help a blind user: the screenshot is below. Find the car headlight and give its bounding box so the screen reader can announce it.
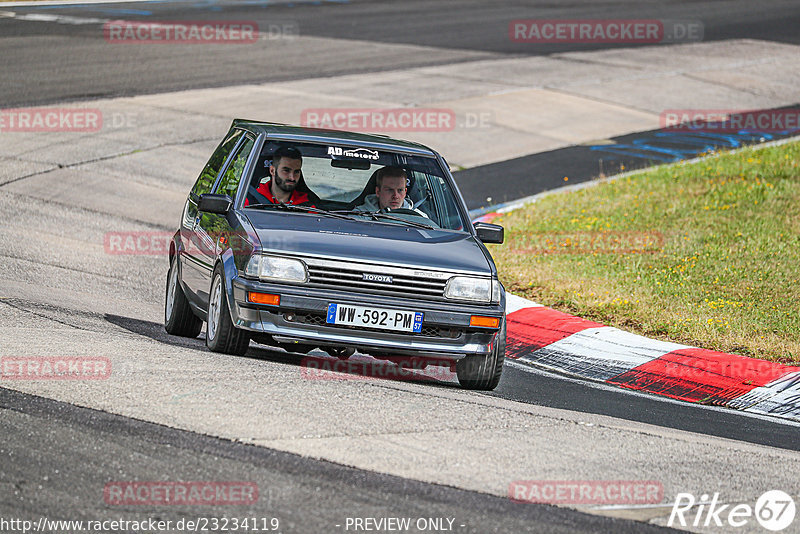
[445,276,492,302]
[245,254,307,283]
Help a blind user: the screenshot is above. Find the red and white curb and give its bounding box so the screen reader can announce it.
[505,294,800,423]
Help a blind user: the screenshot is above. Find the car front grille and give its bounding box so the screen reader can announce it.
[302,257,450,300]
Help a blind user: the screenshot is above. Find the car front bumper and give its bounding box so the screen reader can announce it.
[229,276,504,359]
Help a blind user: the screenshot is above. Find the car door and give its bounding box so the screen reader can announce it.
[181,129,244,304]
[192,133,257,308]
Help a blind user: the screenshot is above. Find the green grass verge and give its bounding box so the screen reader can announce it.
[488,140,800,364]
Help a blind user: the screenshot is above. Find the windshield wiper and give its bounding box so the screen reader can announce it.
[246,203,356,221]
[333,210,434,230]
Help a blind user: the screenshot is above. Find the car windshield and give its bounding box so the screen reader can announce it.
[242,141,467,231]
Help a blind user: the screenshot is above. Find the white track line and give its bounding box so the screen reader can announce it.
[1,12,108,23]
[1,0,164,7]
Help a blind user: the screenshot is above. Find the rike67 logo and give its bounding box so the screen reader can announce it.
[669,490,796,531]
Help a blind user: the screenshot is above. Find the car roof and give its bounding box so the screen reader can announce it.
[231,119,439,157]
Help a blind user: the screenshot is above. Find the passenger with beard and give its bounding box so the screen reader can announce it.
[245,146,311,206]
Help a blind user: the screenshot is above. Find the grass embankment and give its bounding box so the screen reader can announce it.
[489,141,800,364]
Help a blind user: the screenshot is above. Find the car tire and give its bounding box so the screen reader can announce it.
[164,254,202,338]
[206,265,250,355]
[456,319,505,390]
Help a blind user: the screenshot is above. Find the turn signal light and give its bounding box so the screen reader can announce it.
[247,292,280,306]
[470,315,500,328]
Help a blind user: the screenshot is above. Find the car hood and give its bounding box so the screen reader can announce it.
[245,211,492,274]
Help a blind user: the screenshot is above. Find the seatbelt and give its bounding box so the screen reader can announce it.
[248,185,272,205]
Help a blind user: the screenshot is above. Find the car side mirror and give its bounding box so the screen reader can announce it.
[473,222,504,244]
[197,194,233,214]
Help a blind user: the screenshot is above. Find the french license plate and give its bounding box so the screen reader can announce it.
[326,303,423,333]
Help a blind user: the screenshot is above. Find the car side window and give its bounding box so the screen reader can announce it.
[190,129,244,198]
[215,135,255,198]
[430,174,465,230]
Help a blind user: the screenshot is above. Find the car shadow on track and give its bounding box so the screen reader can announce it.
[104,314,460,389]
[104,313,207,350]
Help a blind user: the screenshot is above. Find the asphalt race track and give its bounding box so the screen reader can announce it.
[1,387,679,534]
[2,0,800,107]
[2,1,800,532]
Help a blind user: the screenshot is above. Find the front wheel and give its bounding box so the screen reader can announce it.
[164,255,202,338]
[206,266,250,355]
[456,319,505,390]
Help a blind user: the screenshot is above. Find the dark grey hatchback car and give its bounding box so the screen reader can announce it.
[165,120,507,389]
